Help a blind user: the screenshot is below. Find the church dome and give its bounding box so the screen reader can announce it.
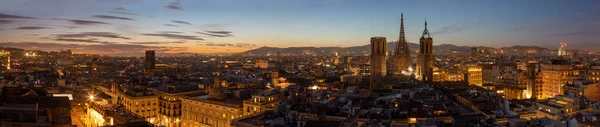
[209,79,227,100]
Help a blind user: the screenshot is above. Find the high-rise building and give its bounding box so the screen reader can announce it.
[394,13,411,74]
[145,50,156,75]
[540,60,578,99]
[417,21,433,82]
[370,37,387,89]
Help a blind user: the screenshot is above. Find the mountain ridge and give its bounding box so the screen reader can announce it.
[239,42,562,56]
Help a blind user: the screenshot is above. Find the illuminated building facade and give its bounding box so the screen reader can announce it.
[243,91,283,116]
[180,78,246,127]
[181,97,243,127]
[115,92,158,119]
[540,60,578,99]
[255,59,269,69]
[152,88,204,127]
[563,80,600,102]
[111,85,160,124]
[535,96,579,119]
[87,102,146,127]
[502,85,527,100]
[433,71,464,82]
[417,21,433,82]
[587,65,600,83]
[467,64,483,86]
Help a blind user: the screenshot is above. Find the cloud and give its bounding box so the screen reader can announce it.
[165,0,183,10]
[197,32,232,37]
[114,7,125,11]
[160,31,183,34]
[108,11,141,16]
[196,30,233,37]
[204,43,256,48]
[54,38,115,44]
[431,27,465,35]
[172,20,192,25]
[206,31,232,35]
[233,43,256,48]
[15,26,52,30]
[0,13,35,19]
[67,20,110,25]
[30,24,77,29]
[51,18,110,25]
[201,23,234,30]
[92,15,134,20]
[0,42,187,55]
[56,32,131,39]
[127,41,185,44]
[166,4,183,10]
[142,31,203,40]
[163,24,179,27]
[205,43,234,47]
[0,20,15,24]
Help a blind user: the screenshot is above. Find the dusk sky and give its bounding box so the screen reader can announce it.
[0,0,598,55]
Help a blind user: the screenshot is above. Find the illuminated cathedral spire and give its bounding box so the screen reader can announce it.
[399,13,406,43]
[394,12,411,74]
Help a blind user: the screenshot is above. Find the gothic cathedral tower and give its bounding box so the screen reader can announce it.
[394,13,411,74]
[370,37,387,89]
[417,21,433,82]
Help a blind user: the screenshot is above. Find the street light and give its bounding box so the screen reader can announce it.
[89,95,95,100]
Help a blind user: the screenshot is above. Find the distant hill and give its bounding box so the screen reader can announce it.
[237,42,570,56]
[240,42,509,56]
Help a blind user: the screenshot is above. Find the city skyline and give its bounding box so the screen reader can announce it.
[2,1,600,126]
[0,0,599,55]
